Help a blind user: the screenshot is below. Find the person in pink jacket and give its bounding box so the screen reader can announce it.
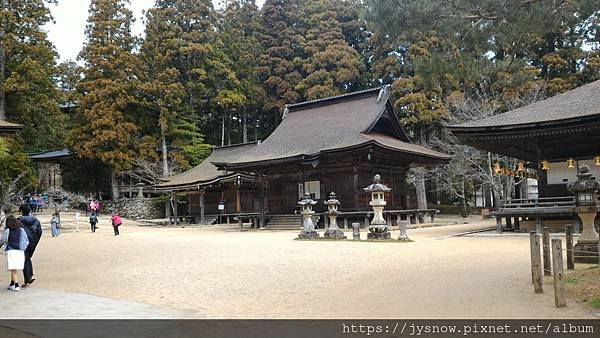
[111,213,122,236]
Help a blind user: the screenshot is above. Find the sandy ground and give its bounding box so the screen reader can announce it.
[4,211,599,319]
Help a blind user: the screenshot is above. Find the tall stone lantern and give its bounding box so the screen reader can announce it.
[364,174,391,240]
[567,165,600,263]
[298,192,319,239]
[324,192,346,239]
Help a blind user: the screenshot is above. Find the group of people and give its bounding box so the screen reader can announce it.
[0,199,124,292]
[0,204,42,291]
[23,194,47,213]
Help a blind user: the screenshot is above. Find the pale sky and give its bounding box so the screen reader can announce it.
[45,0,265,63]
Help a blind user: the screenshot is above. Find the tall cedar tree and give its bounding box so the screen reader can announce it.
[74,0,139,200]
[296,0,365,100]
[140,0,212,174]
[0,0,65,152]
[258,0,304,128]
[219,0,265,144]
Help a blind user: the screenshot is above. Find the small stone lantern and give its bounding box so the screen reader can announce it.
[298,192,319,239]
[324,192,346,239]
[364,174,391,240]
[567,165,600,263]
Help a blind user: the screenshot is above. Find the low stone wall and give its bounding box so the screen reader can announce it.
[102,198,164,220]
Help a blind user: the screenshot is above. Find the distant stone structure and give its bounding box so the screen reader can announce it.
[364,174,391,240]
[323,192,346,239]
[298,193,319,239]
[567,165,599,263]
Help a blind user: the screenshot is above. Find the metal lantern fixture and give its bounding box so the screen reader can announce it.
[541,160,550,171]
[364,174,392,240]
[493,162,501,175]
[323,192,346,239]
[298,192,319,239]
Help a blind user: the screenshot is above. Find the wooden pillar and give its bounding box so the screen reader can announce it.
[258,171,265,228]
[506,217,513,228]
[514,217,520,231]
[173,195,178,225]
[235,186,241,213]
[552,238,566,307]
[530,231,543,293]
[535,215,542,233]
[566,225,574,270]
[353,166,360,210]
[542,227,551,276]
[496,216,502,233]
[200,190,205,224]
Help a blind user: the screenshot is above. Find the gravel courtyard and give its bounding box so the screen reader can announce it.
[5,213,598,319]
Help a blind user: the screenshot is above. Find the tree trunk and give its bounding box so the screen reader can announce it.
[110,170,120,202]
[0,0,7,121]
[221,115,225,146]
[461,179,468,218]
[161,134,169,176]
[415,168,427,210]
[242,109,248,143]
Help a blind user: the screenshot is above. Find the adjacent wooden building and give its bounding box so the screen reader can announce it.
[447,79,600,232]
[157,87,451,227]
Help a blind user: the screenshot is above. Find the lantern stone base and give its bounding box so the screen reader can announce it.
[298,230,320,239]
[324,229,347,239]
[367,231,391,240]
[573,242,599,264]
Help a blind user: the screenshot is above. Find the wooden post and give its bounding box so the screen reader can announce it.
[238,216,243,231]
[530,231,543,293]
[514,216,520,230]
[535,215,542,233]
[566,225,574,270]
[496,216,502,233]
[542,227,551,276]
[343,217,348,230]
[506,217,513,228]
[551,238,566,307]
[352,222,360,240]
[173,195,178,225]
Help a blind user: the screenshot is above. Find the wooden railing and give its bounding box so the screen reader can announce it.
[500,195,600,211]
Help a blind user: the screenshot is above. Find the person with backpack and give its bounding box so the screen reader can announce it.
[1,215,29,291]
[19,204,42,286]
[89,212,98,233]
[111,213,122,236]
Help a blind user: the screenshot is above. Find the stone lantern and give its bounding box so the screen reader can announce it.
[567,165,600,262]
[364,174,391,240]
[324,192,346,239]
[298,192,319,239]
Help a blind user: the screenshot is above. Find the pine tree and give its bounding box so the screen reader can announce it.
[0,0,65,152]
[73,0,139,200]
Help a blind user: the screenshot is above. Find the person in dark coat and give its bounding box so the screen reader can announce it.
[18,204,42,286]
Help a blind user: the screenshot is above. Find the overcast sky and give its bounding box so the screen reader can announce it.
[45,0,265,63]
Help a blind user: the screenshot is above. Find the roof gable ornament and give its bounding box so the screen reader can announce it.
[282,105,290,120]
[377,85,390,102]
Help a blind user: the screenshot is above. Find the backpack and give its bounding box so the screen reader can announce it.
[90,215,98,224]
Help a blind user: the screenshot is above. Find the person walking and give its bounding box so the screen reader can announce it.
[89,212,98,233]
[19,204,42,286]
[50,213,60,237]
[1,215,29,291]
[111,213,121,236]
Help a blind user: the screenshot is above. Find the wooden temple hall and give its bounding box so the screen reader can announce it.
[155,87,451,228]
[448,79,600,233]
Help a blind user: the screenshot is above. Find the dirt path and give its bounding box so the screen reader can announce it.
[8,213,597,319]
